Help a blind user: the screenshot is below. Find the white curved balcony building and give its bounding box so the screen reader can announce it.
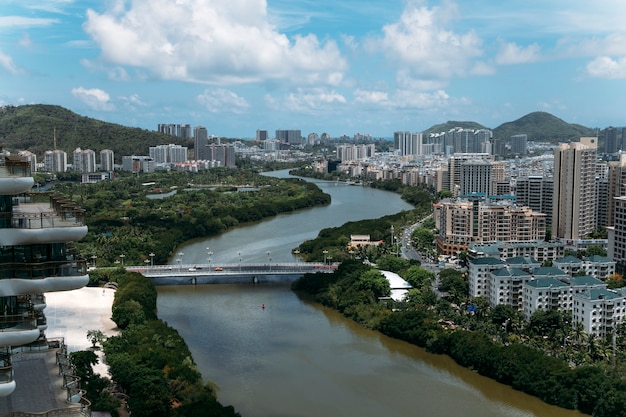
[0,150,89,397]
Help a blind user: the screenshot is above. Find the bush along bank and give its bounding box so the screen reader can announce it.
[292,259,626,417]
[104,270,241,417]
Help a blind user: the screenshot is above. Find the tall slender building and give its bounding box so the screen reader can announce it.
[99,149,115,171]
[0,149,89,396]
[552,137,597,240]
[194,126,209,161]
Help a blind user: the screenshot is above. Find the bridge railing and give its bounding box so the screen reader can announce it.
[126,262,338,275]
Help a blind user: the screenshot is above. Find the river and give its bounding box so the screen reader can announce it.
[156,170,587,417]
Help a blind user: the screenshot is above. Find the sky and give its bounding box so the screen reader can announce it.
[2,0,626,138]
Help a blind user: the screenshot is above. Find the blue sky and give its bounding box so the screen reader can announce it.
[2,0,626,138]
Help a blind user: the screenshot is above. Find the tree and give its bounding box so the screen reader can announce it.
[86,329,106,349]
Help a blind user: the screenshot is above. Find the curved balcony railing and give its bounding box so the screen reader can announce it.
[0,349,13,385]
[0,311,37,332]
[1,192,86,229]
[0,260,87,280]
[0,155,31,177]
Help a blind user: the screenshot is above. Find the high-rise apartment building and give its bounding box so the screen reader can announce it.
[336,144,375,162]
[194,126,209,161]
[275,130,303,146]
[72,148,96,173]
[516,175,554,226]
[394,132,422,156]
[447,153,493,196]
[459,159,492,196]
[0,149,89,396]
[256,129,268,141]
[510,134,528,155]
[206,144,236,168]
[606,154,626,228]
[99,149,115,171]
[149,144,188,164]
[434,198,546,255]
[552,138,597,240]
[43,150,67,173]
[605,126,620,154]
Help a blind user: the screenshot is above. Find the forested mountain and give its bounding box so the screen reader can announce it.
[492,111,597,143]
[0,104,181,162]
[423,111,597,143]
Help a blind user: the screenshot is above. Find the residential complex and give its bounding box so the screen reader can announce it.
[468,255,620,336]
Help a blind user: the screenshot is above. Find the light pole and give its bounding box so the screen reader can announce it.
[207,251,213,266]
[267,251,271,271]
[177,257,182,271]
[238,251,242,272]
[119,254,125,267]
[149,252,155,267]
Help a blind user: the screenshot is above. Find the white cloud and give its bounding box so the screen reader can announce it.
[265,88,346,114]
[495,42,541,65]
[83,0,347,86]
[0,16,57,28]
[71,86,114,111]
[354,89,389,105]
[0,50,22,74]
[119,94,147,109]
[366,1,483,82]
[197,88,250,113]
[586,56,626,79]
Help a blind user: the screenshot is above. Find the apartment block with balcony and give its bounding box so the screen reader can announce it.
[573,288,626,338]
[435,198,546,256]
[0,149,89,397]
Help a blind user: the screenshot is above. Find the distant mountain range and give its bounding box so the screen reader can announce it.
[423,111,597,142]
[0,104,603,159]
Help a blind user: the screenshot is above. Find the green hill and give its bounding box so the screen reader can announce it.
[0,104,181,162]
[422,111,597,144]
[492,111,596,142]
[422,120,487,137]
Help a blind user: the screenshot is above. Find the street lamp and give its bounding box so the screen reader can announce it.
[149,252,155,267]
[267,251,271,271]
[207,251,213,265]
[238,251,242,271]
[177,257,182,271]
[119,254,125,267]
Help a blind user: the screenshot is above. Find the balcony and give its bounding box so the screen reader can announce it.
[0,155,34,195]
[0,260,89,296]
[0,349,15,397]
[0,310,40,348]
[0,193,87,246]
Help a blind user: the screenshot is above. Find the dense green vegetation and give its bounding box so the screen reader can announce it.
[492,111,597,143]
[292,260,626,417]
[102,270,240,417]
[0,104,179,162]
[56,168,330,268]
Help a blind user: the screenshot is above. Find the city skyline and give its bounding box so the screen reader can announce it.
[2,0,626,137]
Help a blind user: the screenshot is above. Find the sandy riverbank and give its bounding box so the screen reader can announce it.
[45,286,119,375]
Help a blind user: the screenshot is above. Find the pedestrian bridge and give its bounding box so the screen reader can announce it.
[125,262,337,285]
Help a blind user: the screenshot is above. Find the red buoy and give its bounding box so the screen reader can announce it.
[262,304,265,309]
